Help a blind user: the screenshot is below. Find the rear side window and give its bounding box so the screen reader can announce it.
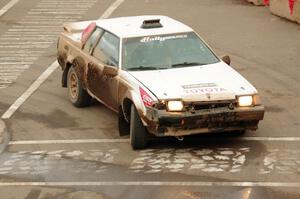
[93,31,120,67]
[83,28,103,54]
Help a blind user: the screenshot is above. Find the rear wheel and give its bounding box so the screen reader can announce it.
[130,105,148,149]
[67,67,91,107]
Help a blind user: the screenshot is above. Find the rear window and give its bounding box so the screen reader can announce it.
[83,28,103,54]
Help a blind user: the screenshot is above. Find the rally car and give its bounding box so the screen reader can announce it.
[57,15,265,149]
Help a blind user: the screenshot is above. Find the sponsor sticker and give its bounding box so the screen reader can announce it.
[139,87,153,107]
[140,34,188,43]
[182,83,227,94]
[182,83,217,89]
[184,87,227,94]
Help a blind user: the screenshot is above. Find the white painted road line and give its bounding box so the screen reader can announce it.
[1,61,59,119]
[235,137,300,141]
[8,139,130,145]
[1,0,125,118]
[0,181,299,187]
[98,0,125,19]
[7,136,300,145]
[0,0,20,17]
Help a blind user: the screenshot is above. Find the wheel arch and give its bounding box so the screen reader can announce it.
[62,54,75,87]
[121,90,147,125]
[122,98,133,123]
[62,62,72,87]
[63,56,86,88]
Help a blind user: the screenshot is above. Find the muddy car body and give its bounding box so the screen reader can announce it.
[57,15,265,149]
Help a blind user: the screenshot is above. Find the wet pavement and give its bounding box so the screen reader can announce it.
[0,0,300,198]
[2,140,300,182]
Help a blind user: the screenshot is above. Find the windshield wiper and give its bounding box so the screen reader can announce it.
[171,62,206,68]
[127,66,167,71]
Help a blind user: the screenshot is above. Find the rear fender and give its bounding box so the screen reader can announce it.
[61,55,75,87]
[72,57,87,89]
[62,62,71,87]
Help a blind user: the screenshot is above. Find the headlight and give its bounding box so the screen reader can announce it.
[238,96,253,107]
[167,100,184,111]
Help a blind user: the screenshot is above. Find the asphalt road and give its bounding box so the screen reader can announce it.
[0,0,300,198]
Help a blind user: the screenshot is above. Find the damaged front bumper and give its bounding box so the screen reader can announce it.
[145,105,265,136]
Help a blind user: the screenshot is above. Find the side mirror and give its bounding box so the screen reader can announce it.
[103,65,118,77]
[222,55,231,65]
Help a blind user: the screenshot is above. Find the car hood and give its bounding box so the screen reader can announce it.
[128,62,257,101]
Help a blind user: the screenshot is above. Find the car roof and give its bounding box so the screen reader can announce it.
[96,15,193,38]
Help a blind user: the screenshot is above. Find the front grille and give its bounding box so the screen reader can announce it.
[159,115,258,130]
[193,103,230,110]
[186,101,236,111]
[154,100,236,111]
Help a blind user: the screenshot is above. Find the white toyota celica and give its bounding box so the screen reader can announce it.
[57,15,265,149]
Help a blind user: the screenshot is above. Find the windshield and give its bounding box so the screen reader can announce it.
[122,32,219,71]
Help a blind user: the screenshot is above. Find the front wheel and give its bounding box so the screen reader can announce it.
[118,107,130,136]
[67,67,91,107]
[232,130,246,136]
[130,105,148,149]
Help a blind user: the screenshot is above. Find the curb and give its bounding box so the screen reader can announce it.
[0,119,9,153]
[247,0,265,6]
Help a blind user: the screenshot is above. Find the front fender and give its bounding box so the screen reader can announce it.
[122,90,148,126]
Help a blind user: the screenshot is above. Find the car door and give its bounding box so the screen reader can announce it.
[87,31,120,111]
[75,27,103,88]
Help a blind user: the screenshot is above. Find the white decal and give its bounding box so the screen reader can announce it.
[184,87,227,94]
[140,34,188,43]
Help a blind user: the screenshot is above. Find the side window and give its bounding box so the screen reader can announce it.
[93,31,120,67]
[83,28,103,54]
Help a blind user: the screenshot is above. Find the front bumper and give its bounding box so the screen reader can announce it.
[145,105,265,136]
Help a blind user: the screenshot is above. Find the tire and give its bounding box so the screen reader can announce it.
[67,67,91,107]
[233,130,246,136]
[130,105,148,149]
[118,107,130,136]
